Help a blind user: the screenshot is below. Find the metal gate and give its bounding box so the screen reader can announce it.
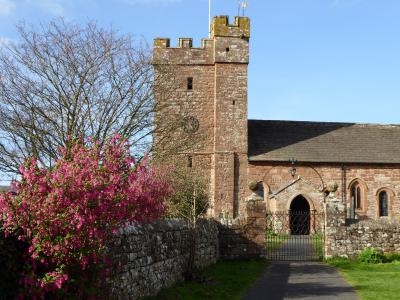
[266,210,325,261]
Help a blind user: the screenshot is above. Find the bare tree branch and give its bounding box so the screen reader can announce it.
[0,19,160,175]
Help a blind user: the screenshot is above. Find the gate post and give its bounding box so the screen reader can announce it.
[245,192,266,257]
[324,182,347,258]
[218,182,266,259]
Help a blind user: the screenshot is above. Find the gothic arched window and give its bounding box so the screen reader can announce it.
[351,182,363,210]
[379,191,389,217]
[258,184,264,199]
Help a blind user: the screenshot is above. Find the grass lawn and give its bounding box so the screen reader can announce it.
[266,232,288,252]
[327,258,400,300]
[311,234,324,260]
[145,259,267,300]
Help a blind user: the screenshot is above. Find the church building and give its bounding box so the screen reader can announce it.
[153,16,400,222]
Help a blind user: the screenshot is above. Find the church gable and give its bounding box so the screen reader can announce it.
[267,177,324,212]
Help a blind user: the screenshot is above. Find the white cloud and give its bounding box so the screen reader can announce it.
[0,0,16,16]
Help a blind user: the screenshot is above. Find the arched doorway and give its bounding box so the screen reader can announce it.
[290,195,310,235]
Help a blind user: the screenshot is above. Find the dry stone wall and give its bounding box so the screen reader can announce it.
[110,219,219,300]
[326,211,400,257]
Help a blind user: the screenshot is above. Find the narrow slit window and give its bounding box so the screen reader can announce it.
[350,182,363,210]
[187,155,193,168]
[379,191,388,217]
[356,187,361,209]
[258,183,264,199]
[187,77,193,90]
[226,47,230,52]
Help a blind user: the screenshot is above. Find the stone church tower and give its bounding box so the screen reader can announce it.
[153,16,250,218]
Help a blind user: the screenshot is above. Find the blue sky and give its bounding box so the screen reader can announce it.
[0,0,400,124]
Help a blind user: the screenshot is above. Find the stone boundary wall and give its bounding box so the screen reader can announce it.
[110,219,219,300]
[326,214,400,257]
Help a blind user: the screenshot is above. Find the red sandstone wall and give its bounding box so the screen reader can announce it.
[248,162,400,221]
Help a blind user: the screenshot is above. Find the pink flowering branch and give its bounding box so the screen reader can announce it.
[0,135,172,298]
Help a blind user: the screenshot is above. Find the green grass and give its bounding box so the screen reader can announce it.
[266,231,288,252]
[311,234,324,260]
[145,259,267,300]
[327,257,400,300]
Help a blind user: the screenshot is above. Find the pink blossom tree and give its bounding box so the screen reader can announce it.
[0,136,172,298]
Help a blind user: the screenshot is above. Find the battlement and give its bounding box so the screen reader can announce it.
[153,15,250,65]
[211,16,250,39]
[154,37,213,50]
[153,15,250,50]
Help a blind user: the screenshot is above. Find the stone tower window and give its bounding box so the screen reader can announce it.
[187,77,193,90]
[187,155,193,168]
[379,191,388,217]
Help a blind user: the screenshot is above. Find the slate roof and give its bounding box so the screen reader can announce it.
[248,120,400,164]
[0,186,9,192]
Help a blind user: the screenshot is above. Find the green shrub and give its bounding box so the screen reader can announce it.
[358,248,384,264]
[384,252,400,263]
[325,256,349,266]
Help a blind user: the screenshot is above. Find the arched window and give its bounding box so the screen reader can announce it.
[258,183,264,199]
[351,182,362,210]
[379,191,389,217]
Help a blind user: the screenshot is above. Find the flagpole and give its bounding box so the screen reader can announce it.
[208,0,211,37]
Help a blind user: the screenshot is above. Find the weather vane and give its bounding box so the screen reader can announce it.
[238,0,248,17]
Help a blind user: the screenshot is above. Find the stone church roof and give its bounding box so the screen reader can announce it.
[0,186,9,192]
[248,120,400,164]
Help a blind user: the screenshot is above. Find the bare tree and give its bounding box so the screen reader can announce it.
[0,19,162,175]
[165,165,210,279]
[165,166,209,222]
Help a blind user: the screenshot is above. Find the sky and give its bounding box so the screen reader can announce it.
[0,0,399,126]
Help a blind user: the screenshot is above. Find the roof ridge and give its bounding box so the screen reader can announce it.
[248,119,400,128]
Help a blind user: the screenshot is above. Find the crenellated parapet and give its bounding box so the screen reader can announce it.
[153,16,250,65]
[153,37,214,65]
[153,38,170,48]
[153,37,214,50]
[211,16,250,39]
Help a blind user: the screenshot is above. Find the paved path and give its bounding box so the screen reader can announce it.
[243,262,359,300]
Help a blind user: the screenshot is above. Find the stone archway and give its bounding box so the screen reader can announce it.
[290,195,310,235]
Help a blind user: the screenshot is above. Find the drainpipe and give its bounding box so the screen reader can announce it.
[341,165,345,204]
[341,165,349,219]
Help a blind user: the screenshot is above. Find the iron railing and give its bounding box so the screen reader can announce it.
[266,210,325,261]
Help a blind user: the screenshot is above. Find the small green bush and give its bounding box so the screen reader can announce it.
[358,248,384,264]
[325,256,349,266]
[384,252,400,263]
